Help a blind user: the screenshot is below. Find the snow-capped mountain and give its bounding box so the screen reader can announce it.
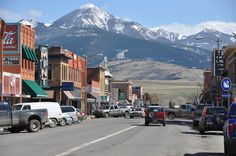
[24,3,236,69]
[50,3,158,41]
[151,28,181,42]
[177,28,236,50]
[151,25,236,50]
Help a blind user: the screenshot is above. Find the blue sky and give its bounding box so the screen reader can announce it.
[1,0,236,28]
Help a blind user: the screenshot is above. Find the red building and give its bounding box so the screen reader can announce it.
[1,23,47,104]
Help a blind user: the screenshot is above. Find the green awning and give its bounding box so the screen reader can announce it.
[22,45,38,62]
[26,47,34,61]
[31,49,38,62]
[22,45,31,60]
[22,80,48,97]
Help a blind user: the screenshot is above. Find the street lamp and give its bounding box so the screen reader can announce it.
[196,34,222,50]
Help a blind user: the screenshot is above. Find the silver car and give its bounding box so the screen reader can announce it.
[61,106,79,123]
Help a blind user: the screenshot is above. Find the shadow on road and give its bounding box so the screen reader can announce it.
[184,152,224,156]
[166,119,193,126]
[182,131,223,136]
[137,124,162,127]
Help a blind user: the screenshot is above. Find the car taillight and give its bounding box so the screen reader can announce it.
[144,109,148,117]
[202,110,206,120]
[228,123,234,134]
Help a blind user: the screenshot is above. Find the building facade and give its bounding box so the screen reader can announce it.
[0,19,5,101]
[112,80,133,103]
[1,23,47,105]
[223,45,236,103]
[39,46,87,112]
[87,66,106,105]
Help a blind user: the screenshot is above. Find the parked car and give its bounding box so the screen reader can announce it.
[165,104,195,120]
[13,102,63,128]
[94,105,123,118]
[145,105,166,126]
[76,108,86,122]
[198,106,227,134]
[192,104,213,126]
[130,107,145,118]
[0,101,48,133]
[118,105,132,118]
[61,106,79,123]
[61,113,73,126]
[223,103,236,156]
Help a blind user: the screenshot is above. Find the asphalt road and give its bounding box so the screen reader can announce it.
[0,118,224,156]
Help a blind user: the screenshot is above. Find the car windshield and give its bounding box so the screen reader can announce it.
[148,107,163,112]
[12,105,22,110]
[206,107,227,115]
[195,104,212,111]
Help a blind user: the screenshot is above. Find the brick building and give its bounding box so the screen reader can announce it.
[40,46,87,112]
[223,45,236,102]
[1,23,47,104]
[112,80,133,103]
[0,19,5,100]
[87,66,107,109]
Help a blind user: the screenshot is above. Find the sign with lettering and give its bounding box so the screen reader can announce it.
[3,56,20,65]
[213,49,224,76]
[39,46,48,87]
[3,24,19,52]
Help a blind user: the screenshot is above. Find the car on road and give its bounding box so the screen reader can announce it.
[223,103,236,156]
[76,108,86,122]
[118,105,132,118]
[198,106,227,134]
[129,107,145,118]
[145,105,166,126]
[94,105,123,118]
[0,101,48,133]
[61,106,79,123]
[165,104,195,120]
[192,104,213,126]
[13,102,64,128]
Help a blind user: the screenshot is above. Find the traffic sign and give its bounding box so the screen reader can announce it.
[221,93,231,99]
[221,77,232,92]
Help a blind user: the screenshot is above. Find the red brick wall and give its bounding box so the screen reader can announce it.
[204,70,211,92]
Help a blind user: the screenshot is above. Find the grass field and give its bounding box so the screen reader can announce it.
[132,80,202,106]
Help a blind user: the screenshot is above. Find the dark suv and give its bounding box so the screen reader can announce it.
[192,104,212,126]
[199,106,227,134]
[145,106,166,126]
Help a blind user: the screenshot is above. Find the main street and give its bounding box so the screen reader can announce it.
[0,118,224,156]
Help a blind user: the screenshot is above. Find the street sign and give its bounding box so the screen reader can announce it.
[213,49,224,76]
[221,93,231,99]
[221,77,232,92]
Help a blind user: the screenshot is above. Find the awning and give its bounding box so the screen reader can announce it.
[63,89,82,100]
[30,49,38,62]
[63,91,75,100]
[22,45,38,62]
[22,80,48,97]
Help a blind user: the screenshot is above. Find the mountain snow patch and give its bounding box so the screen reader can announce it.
[115,50,128,59]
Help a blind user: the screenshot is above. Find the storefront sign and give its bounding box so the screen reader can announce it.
[2,72,21,96]
[62,82,74,91]
[39,46,48,87]
[3,24,19,52]
[3,56,20,65]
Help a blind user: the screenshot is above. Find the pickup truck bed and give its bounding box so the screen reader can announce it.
[0,102,48,133]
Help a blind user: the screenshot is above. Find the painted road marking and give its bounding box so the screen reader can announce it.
[55,125,139,156]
